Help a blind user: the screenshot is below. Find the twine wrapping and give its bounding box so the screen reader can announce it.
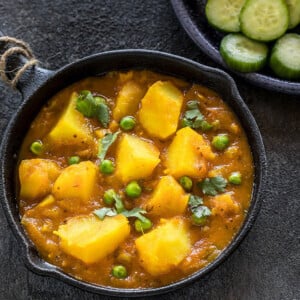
[0,36,38,88]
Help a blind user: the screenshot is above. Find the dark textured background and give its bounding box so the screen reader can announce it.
[0,1,299,299]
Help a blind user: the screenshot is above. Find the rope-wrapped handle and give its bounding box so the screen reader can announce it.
[0,36,38,88]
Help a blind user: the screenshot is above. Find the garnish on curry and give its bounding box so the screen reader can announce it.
[18,70,254,288]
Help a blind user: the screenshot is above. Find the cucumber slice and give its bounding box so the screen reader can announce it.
[286,0,300,29]
[270,33,300,80]
[220,33,268,72]
[240,0,289,41]
[205,0,247,32]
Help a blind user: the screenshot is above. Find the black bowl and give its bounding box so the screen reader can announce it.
[0,50,266,297]
[170,0,300,95]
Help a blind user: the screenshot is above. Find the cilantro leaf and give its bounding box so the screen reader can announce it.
[98,131,120,161]
[185,109,203,120]
[122,207,148,222]
[97,102,110,128]
[198,120,213,131]
[94,207,117,220]
[192,205,211,218]
[192,116,205,129]
[198,176,227,196]
[113,193,125,213]
[183,100,212,131]
[188,193,211,226]
[76,90,96,118]
[94,205,147,222]
[188,195,203,210]
[76,90,110,128]
[186,100,198,109]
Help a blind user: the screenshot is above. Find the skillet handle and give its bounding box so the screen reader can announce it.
[0,32,54,99]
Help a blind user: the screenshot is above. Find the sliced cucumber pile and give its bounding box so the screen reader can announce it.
[205,0,246,32]
[220,34,268,72]
[240,0,289,42]
[204,0,300,80]
[286,0,300,29]
[270,34,300,79]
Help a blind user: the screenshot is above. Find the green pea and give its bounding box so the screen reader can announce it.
[134,218,152,233]
[191,213,208,226]
[103,189,117,205]
[228,172,242,185]
[30,140,43,155]
[120,116,136,131]
[112,265,127,279]
[179,176,193,191]
[68,156,80,165]
[100,159,115,174]
[125,181,142,198]
[212,134,229,151]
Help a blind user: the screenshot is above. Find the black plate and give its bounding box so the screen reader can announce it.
[171,0,300,95]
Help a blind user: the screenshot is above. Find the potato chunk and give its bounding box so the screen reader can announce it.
[37,194,55,208]
[146,176,189,217]
[54,215,130,264]
[52,161,98,202]
[135,218,191,276]
[138,81,183,139]
[113,81,145,121]
[19,159,61,199]
[165,127,215,179]
[47,92,95,151]
[211,193,240,217]
[115,134,160,183]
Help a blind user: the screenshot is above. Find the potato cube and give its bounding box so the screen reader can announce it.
[138,81,183,139]
[54,214,130,264]
[146,176,189,217]
[113,81,145,121]
[19,159,61,199]
[164,127,215,179]
[135,218,191,276]
[115,134,160,183]
[52,161,98,202]
[210,193,240,217]
[37,194,55,208]
[47,92,95,150]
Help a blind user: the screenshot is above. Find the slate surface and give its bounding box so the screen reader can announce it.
[0,1,299,299]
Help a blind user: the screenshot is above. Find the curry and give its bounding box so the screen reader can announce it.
[17,70,254,288]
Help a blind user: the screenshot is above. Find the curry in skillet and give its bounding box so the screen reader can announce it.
[18,70,254,288]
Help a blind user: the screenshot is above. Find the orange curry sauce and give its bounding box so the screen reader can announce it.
[18,70,254,288]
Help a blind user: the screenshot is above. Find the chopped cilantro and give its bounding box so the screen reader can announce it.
[188,194,211,226]
[76,90,110,127]
[198,120,213,131]
[198,176,227,196]
[94,207,117,220]
[191,206,211,226]
[192,206,211,218]
[186,100,198,109]
[96,103,110,128]
[113,193,125,213]
[182,100,212,131]
[122,207,148,223]
[185,108,203,120]
[94,193,149,223]
[76,90,95,118]
[98,131,120,161]
[188,194,204,210]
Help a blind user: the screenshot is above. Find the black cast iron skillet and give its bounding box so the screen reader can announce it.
[0,42,266,297]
